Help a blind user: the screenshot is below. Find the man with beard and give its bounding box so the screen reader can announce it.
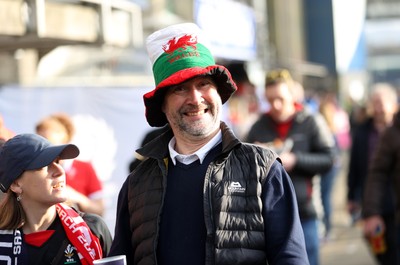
[109,23,309,265]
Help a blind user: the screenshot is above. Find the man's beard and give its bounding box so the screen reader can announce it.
[176,103,220,137]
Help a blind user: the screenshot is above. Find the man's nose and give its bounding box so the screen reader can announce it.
[186,87,204,103]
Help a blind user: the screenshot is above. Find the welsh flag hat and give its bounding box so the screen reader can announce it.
[144,23,237,127]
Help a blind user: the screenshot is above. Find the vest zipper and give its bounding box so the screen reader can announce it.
[204,165,216,265]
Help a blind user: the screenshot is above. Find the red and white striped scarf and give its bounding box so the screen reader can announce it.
[56,203,103,265]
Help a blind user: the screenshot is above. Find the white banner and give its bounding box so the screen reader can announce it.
[194,0,257,61]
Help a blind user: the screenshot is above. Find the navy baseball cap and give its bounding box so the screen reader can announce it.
[0,133,79,192]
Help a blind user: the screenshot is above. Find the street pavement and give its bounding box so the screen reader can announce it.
[318,153,378,265]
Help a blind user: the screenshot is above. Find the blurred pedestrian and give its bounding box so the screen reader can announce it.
[0,138,5,203]
[359,84,399,265]
[36,113,105,216]
[363,110,400,265]
[318,91,351,241]
[225,62,259,140]
[0,114,15,141]
[246,68,336,265]
[128,125,170,172]
[109,23,309,265]
[0,134,112,264]
[347,83,398,227]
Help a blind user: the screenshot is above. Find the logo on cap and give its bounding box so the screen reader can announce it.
[162,34,199,63]
[162,34,198,53]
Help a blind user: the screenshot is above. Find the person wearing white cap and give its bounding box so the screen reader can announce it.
[109,23,309,265]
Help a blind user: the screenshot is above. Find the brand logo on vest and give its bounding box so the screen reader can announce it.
[228,182,246,193]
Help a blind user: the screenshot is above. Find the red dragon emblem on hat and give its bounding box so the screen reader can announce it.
[162,34,198,54]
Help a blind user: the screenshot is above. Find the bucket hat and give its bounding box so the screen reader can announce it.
[0,133,79,192]
[144,23,237,127]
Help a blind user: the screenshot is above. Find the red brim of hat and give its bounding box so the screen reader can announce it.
[143,65,237,127]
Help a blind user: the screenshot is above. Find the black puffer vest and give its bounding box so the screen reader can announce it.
[128,123,277,265]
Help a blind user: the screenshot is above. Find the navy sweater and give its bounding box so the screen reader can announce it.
[157,144,221,265]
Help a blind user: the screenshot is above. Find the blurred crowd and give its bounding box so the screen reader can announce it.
[223,66,399,265]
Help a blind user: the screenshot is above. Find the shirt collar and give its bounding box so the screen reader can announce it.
[168,130,222,165]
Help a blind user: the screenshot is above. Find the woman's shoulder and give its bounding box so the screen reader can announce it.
[80,212,108,231]
[80,212,113,254]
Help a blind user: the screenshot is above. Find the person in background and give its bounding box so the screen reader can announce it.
[128,125,170,172]
[224,62,259,140]
[0,114,15,203]
[109,23,309,265]
[0,134,112,264]
[318,91,351,242]
[363,109,400,265]
[246,68,335,265]
[0,138,5,203]
[0,114,15,141]
[348,83,399,265]
[35,113,105,216]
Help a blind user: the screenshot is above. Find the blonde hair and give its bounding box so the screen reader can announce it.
[265,68,296,95]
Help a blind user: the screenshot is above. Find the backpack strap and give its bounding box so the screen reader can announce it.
[50,239,69,265]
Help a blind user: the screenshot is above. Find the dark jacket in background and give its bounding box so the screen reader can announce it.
[363,112,400,221]
[347,118,374,204]
[246,108,336,220]
[348,117,395,215]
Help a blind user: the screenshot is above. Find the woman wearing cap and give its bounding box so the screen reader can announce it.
[0,134,112,265]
